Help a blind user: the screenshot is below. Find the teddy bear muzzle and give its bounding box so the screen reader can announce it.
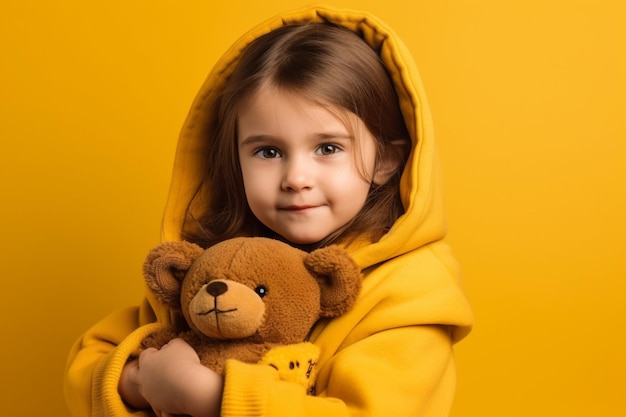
[188,279,266,339]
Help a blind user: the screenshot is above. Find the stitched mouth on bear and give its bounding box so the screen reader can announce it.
[197,306,237,316]
[195,299,239,337]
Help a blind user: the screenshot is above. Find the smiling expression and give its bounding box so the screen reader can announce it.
[237,86,382,245]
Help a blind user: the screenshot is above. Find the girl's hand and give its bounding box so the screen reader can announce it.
[122,338,223,417]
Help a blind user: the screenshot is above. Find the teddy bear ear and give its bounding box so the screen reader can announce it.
[304,245,362,318]
[143,241,204,307]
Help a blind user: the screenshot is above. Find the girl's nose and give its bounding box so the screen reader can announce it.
[281,158,313,191]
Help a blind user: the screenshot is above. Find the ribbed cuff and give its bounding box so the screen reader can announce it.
[92,323,164,417]
[221,359,279,417]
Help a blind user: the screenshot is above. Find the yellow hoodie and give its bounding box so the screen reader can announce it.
[64,5,473,417]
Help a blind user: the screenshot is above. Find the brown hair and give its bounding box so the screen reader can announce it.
[182,23,410,250]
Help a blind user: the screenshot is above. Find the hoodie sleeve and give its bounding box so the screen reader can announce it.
[64,301,161,417]
[221,325,457,417]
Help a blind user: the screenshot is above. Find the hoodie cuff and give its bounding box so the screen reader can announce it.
[221,359,280,417]
[92,323,164,417]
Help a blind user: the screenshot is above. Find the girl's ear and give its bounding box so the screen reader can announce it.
[143,241,205,308]
[372,138,408,186]
[304,245,362,318]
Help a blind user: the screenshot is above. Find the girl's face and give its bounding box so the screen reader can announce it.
[237,86,382,245]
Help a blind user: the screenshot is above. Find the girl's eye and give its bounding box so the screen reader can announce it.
[317,144,341,155]
[254,147,281,159]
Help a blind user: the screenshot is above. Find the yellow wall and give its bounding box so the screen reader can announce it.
[1,1,624,416]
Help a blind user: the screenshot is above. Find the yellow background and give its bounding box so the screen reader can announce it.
[1,0,624,415]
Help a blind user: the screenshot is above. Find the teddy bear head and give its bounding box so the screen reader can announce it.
[143,237,362,345]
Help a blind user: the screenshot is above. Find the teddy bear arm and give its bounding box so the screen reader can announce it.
[192,340,276,375]
[141,328,180,350]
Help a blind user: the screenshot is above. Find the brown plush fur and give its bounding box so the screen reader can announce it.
[142,237,362,374]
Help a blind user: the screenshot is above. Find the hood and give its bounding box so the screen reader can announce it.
[161,5,448,270]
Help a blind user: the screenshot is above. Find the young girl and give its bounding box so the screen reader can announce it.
[64,6,473,417]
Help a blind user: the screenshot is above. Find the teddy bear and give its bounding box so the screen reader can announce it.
[141,236,362,389]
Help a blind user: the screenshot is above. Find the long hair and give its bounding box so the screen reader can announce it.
[182,23,410,249]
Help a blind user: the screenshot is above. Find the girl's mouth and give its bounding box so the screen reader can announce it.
[281,205,317,211]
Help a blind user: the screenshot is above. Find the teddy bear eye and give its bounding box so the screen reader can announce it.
[254,285,268,298]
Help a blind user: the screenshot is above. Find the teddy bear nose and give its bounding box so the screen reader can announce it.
[206,281,228,297]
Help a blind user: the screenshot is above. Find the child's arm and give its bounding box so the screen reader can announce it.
[122,338,223,417]
[220,324,456,417]
[64,300,171,417]
[64,306,152,417]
